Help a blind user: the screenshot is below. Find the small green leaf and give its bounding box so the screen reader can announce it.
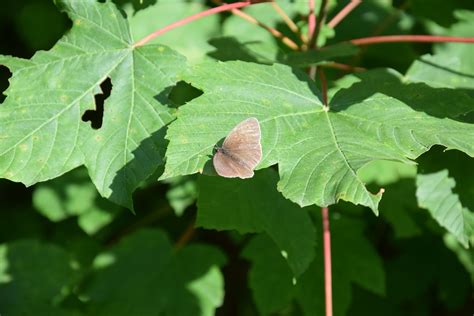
[165,176,197,217]
[416,170,472,247]
[82,229,226,316]
[242,235,295,315]
[0,240,82,316]
[243,215,385,316]
[197,169,316,277]
[32,167,120,235]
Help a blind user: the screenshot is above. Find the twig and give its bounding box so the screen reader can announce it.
[318,69,328,109]
[308,0,316,44]
[321,207,333,316]
[311,0,329,48]
[231,8,299,50]
[271,1,299,34]
[175,222,196,250]
[350,35,474,46]
[133,1,253,47]
[327,0,361,29]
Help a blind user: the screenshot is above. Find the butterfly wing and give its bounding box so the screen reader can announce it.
[221,117,262,171]
[213,150,254,178]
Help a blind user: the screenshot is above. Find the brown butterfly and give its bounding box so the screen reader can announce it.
[213,117,262,179]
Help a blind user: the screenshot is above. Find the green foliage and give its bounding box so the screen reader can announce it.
[416,170,473,247]
[197,169,316,276]
[0,0,473,315]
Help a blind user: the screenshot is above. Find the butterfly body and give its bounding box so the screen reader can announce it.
[213,118,262,179]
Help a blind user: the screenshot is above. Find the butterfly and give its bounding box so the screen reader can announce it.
[213,117,262,179]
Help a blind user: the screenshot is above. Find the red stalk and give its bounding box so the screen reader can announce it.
[308,0,316,43]
[327,0,361,28]
[133,2,253,47]
[350,35,474,46]
[322,207,333,316]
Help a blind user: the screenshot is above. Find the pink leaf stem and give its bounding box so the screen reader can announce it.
[308,0,316,43]
[322,206,333,316]
[327,0,362,29]
[350,35,474,46]
[133,2,253,47]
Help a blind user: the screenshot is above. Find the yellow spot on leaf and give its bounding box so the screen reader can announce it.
[19,144,28,151]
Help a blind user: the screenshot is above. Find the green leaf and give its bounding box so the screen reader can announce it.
[163,61,474,213]
[379,179,423,239]
[358,160,416,186]
[243,215,385,316]
[406,11,474,100]
[242,235,295,315]
[33,167,121,235]
[242,234,295,315]
[197,169,316,277]
[416,170,473,247]
[0,0,187,209]
[0,240,82,316]
[82,229,226,316]
[409,0,474,27]
[165,176,197,217]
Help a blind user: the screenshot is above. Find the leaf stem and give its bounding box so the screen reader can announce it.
[271,1,299,34]
[212,0,300,50]
[230,7,299,50]
[308,0,316,44]
[133,2,253,47]
[350,35,474,46]
[322,206,333,316]
[327,0,361,29]
[311,0,329,49]
[174,221,196,250]
[318,69,328,109]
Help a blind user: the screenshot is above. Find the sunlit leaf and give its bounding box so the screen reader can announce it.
[416,170,472,247]
[0,0,187,209]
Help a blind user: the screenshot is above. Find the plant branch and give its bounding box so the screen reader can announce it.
[308,0,316,45]
[271,1,299,34]
[350,35,474,46]
[133,1,253,47]
[175,221,196,250]
[327,0,361,29]
[212,0,300,50]
[322,207,333,316]
[230,8,300,50]
[318,69,328,109]
[311,0,329,48]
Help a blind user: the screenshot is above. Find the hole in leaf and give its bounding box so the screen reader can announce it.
[82,77,112,129]
[0,65,12,103]
[166,81,203,108]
